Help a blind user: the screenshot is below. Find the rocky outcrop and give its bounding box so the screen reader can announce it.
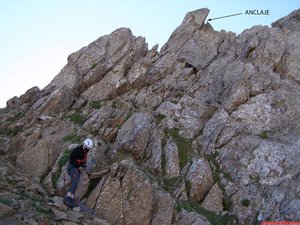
[1,7,300,225]
[186,158,214,202]
[87,159,154,225]
[110,112,154,160]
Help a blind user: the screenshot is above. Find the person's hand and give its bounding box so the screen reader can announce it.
[78,167,85,175]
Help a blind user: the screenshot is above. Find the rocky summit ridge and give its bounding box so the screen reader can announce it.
[1,8,300,225]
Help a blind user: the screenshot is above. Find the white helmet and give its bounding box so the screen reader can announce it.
[83,138,93,149]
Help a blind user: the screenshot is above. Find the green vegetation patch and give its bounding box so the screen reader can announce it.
[89,100,102,109]
[177,201,236,225]
[91,63,98,70]
[125,111,134,122]
[112,102,118,109]
[67,113,86,125]
[63,134,81,143]
[155,113,166,125]
[159,176,185,193]
[185,179,192,197]
[58,149,71,168]
[164,128,192,169]
[51,149,71,188]
[241,198,250,207]
[205,152,232,211]
[223,172,234,182]
[258,131,269,139]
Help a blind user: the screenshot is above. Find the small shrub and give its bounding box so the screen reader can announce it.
[155,113,166,125]
[160,176,184,193]
[91,63,97,70]
[185,179,192,197]
[58,150,71,168]
[249,174,260,184]
[241,198,250,207]
[223,172,234,182]
[67,113,86,125]
[89,100,101,109]
[258,131,269,139]
[52,150,71,187]
[112,102,118,109]
[125,111,134,121]
[223,195,232,211]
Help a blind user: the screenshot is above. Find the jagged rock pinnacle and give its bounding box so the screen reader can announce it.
[181,8,210,28]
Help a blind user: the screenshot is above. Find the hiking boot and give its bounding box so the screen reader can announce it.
[63,196,78,208]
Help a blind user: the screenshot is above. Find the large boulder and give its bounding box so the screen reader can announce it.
[186,158,214,202]
[150,190,175,225]
[176,210,211,225]
[163,138,180,178]
[86,160,154,225]
[110,112,153,160]
[16,119,74,178]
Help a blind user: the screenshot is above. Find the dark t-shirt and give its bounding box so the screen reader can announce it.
[69,145,87,168]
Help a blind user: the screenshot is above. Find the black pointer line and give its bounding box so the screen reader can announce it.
[207,13,243,21]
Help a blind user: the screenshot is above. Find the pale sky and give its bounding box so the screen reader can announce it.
[0,0,299,107]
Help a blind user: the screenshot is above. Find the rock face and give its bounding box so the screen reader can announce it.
[1,7,300,225]
[87,160,154,225]
[186,158,213,202]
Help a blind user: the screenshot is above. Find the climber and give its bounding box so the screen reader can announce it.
[63,138,94,208]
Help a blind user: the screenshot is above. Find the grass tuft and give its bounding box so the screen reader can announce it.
[91,63,98,70]
[67,113,86,125]
[58,150,71,168]
[241,198,250,207]
[89,100,102,109]
[159,176,184,193]
[258,131,269,139]
[155,113,166,125]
